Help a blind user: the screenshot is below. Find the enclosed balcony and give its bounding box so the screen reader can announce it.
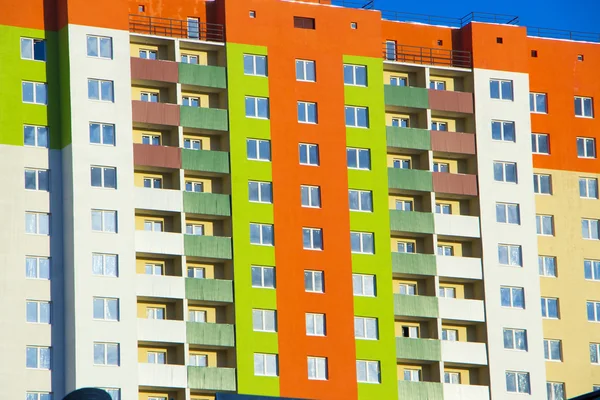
[396,337,441,362]
[187,366,236,391]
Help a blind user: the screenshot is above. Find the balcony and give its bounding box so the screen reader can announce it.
[133,143,182,169]
[441,341,488,365]
[131,57,178,83]
[135,231,184,255]
[183,192,231,217]
[137,318,186,343]
[390,210,434,234]
[438,298,485,323]
[432,172,478,196]
[181,149,230,174]
[428,89,474,114]
[394,294,438,319]
[187,322,235,347]
[129,14,225,42]
[388,168,433,192]
[392,253,437,276]
[383,42,471,69]
[386,126,430,151]
[138,363,187,388]
[396,337,441,362]
[187,366,236,391]
[398,381,443,400]
[434,214,480,238]
[132,100,180,126]
[179,64,227,89]
[136,274,185,299]
[135,187,183,213]
[436,256,482,280]
[184,235,232,259]
[384,85,428,109]
[430,131,475,155]
[180,106,228,131]
[185,277,233,303]
[443,383,490,400]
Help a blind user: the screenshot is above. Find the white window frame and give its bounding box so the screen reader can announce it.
[141,134,160,146]
[87,78,114,102]
[539,256,557,278]
[389,76,407,86]
[531,133,550,154]
[349,189,373,212]
[588,301,600,322]
[541,297,559,319]
[580,177,598,199]
[505,371,530,394]
[147,350,166,364]
[345,106,369,128]
[403,325,419,338]
[252,266,275,289]
[250,223,274,246]
[254,353,278,376]
[533,173,552,195]
[247,138,271,161]
[491,120,515,142]
[296,59,316,82]
[185,180,204,193]
[184,138,202,150]
[90,166,116,189]
[187,266,205,278]
[437,245,453,256]
[354,316,378,340]
[500,286,525,309]
[351,231,374,254]
[442,328,457,341]
[301,185,321,208]
[302,227,323,250]
[26,346,51,369]
[307,356,327,380]
[403,368,421,382]
[182,96,200,107]
[396,241,415,254]
[143,177,162,189]
[347,147,370,170]
[188,309,206,322]
[22,81,47,105]
[430,80,446,90]
[529,92,547,113]
[304,270,324,293]
[577,137,596,158]
[21,37,46,61]
[26,300,50,324]
[93,297,119,321]
[536,214,554,236]
[352,274,375,297]
[245,96,269,119]
[24,168,49,191]
[391,117,409,128]
[248,181,272,204]
[145,263,164,276]
[356,360,380,383]
[543,339,562,362]
[496,202,520,225]
[93,342,120,366]
[89,122,115,146]
[575,96,594,118]
[582,218,599,240]
[493,161,517,183]
[252,309,277,332]
[444,371,460,384]
[399,283,416,296]
[503,328,527,351]
[396,199,413,211]
[431,121,448,131]
[438,286,456,298]
[299,143,319,166]
[243,54,267,77]
[185,223,204,235]
[25,212,50,235]
[189,353,208,366]
[489,78,513,100]
[86,35,112,59]
[297,101,317,124]
[306,313,326,336]
[24,125,49,148]
[590,343,600,364]
[343,64,367,86]
[26,392,52,400]
[547,382,565,400]
[139,49,157,59]
[26,256,50,280]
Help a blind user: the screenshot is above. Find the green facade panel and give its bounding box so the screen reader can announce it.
[395,337,441,361]
[392,253,437,276]
[184,235,232,260]
[181,149,230,174]
[186,322,235,347]
[388,168,433,192]
[386,126,431,151]
[179,63,227,89]
[185,278,233,302]
[183,192,231,216]
[389,210,435,234]
[180,106,229,131]
[188,366,237,391]
[394,294,438,318]
[397,381,444,400]
[384,85,429,109]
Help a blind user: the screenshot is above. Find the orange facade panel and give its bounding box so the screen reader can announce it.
[382,20,457,52]
[433,172,478,196]
[431,131,476,155]
[428,89,474,114]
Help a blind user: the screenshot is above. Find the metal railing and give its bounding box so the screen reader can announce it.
[320,0,374,8]
[527,26,600,43]
[379,10,519,28]
[383,43,472,68]
[129,14,225,42]
[459,12,519,26]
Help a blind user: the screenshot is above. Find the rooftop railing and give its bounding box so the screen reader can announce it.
[527,27,600,43]
[129,14,225,42]
[317,0,374,8]
[379,10,518,28]
[383,43,472,69]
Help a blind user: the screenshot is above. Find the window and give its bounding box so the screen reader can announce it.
[350,232,374,254]
[90,166,116,189]
[532,133,549,154]
[403,326,419,338]
[577,137,596,158]
[591,343,600,364]
[184,138,202,150]
[344,64,367,86]
[146,307,165,320]
[397,241,415,254]
[86,35,112,59]
[24,169,49,191]
[435,203,451,214]
[301,185,321,208]
[430,80,446,90]
[356,360,380,383]
[433,162,449,172]
[188,310,206,322]
[493,161,517,183]
[444,372,460,384]
[141,135,160,146]
[575,96,594,117]
[189,354,208,366]
[399,283,416,295]
[252,309,277,332]
[89,123,115,145]
[403,369,421,382]
[385,40,397,61]
[345,106,368,128]
[24,125,49,147]
[185,223,203,235]
[145,263,163,276]
[26,257,50,280]
[349,190,373,212]
[352,274,375,297]
[304,270,324,293]
[252,266,275,288]
[182,96,199,107]
[296,59,316,82]
[91,210,117,233]
[185,181,204,193]
[297,101,317,123]
[25,212,50,235]
[437,245,453,256]
[91,253,118,277]
[580,177,598,199]
[534,174,552,194]
[26,393,52,400]
[245,96,269,119]
[88,79,114,102]
[307,357,327,380]
[390,76,407,86]
[391,117,409,127]
[541,297,559,319]
[22,81,47,105]
[490,79,513,100]
[347,147,370,170]
[21,38,46,61]
[438,286,456,298]
[139,49,157,59]
[536,215,554,236]
[187,17,200,39]
[491,120,515,142]
[93,297,119,321]
[539,256,557,278]
[94,343,119,366]
[249,10,256,18]
[243,54,267,76]
[544,339,562,361]
[496,203,520,225]
[431,121,448,131]
[187,266,205,278]
[354,317,378,340]
[306,313,326,336]
[587,301,600,322]
[181,54,199,64]
[547,382,565,400]
[506,371,530,394]
[143,177,162,189]
[582,218,600,240]
[585,259,600,281]
[303,228,323,250]
[249,181,272,203]
[26,346,50,369]
[503,328,527,351]
[350,22,357,29]
[250,223,274,246]
[529,92,547,113]
[147,351,166,364]
[396,200,413,211]
[26,301,50,324]
[441,329,457,341]
[500,286,525,309]
[393,159,410,169]
[299,143,319,166]
[294,16,315,29]
[247,139,271,161]
[254,353,278,376]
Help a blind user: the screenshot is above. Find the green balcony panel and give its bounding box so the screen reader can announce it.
[184,235,232,260]
[183,192,231,217]
[185,277,233,302]
[392,253,437,276]
[396,337,441,361]
[386,126,431,151]
[181,149,230,174]
[388,168,433,192]
[398,381,443,400]
[188,366,237,391]
[394,294,438,318]
[180,106,228,131]
[390,210,434,234]
[384,85,429,109]
[179,63,227,89]
[186,322,234,346]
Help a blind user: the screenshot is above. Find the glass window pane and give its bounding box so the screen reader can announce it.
[501,81,513,100]
[490,80,500,99]
[23,82,34,102]
[99,37,112,58]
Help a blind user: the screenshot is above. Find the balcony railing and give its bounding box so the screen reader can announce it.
[383,44,472,68]
[129,14,225,42]
[527,26,600,43]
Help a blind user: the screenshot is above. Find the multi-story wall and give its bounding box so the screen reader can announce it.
[0,0,598,399]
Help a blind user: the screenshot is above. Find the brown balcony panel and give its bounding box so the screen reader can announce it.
[134,143,181,169]
[430,131,476,155]
[433,172,478,196]
[132,101,180,126]
[131,57,178,83]
[428,90,474,114]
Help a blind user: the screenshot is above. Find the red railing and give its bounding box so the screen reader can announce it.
[383,43,472,69]
[129,14,225,43]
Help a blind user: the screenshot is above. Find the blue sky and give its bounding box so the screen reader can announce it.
[374,0,599,33]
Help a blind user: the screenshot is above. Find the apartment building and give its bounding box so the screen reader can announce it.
[0,0,598,399]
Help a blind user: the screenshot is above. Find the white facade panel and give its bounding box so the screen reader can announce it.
[441,340,488,365]
[436,256,483,280]
[438,298,485,323]
[134,187,183,213]
[136,275,185,299]
[434,214,481,238]
[135,231,185,255]
[137,318,187,343]
[138,363,188,388]
[443,384,490,400]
